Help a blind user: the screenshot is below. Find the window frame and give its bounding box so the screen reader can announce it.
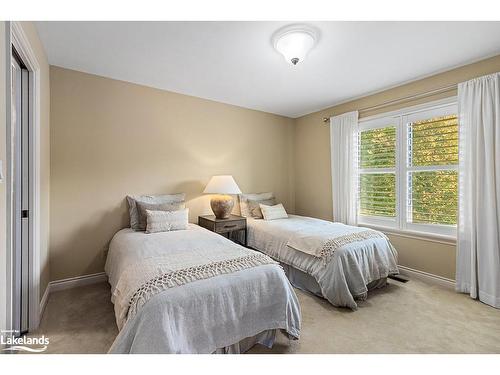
[358,116,400,229]
[357,97,458,239]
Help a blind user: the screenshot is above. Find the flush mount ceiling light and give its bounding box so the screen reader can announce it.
[272,24,318,66]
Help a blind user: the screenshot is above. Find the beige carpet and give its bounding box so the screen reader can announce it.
[31,278,500,354]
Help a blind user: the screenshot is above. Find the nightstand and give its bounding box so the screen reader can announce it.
[198,214,247,247]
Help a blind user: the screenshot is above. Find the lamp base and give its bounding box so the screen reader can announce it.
[210,195,234,219]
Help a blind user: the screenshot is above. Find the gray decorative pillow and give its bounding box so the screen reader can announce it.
[238,192,274,217]
[146,208,189,234]
[247,198,277,219]
[136,201,185,231]
[126,193,185,230]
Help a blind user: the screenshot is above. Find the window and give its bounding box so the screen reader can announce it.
[357,101,458,237]
[358,125,397,220]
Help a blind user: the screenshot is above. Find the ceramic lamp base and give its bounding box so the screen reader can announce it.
[210,194,234,219]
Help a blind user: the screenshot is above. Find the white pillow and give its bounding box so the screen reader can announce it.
[127,193,185,230]
[260,203,288,221]
[136,201,185,231]
[238,192,274,217]
[145,208,189,234]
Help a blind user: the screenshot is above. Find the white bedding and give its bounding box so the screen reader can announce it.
[247,215,399,309]
[105,224,301,353]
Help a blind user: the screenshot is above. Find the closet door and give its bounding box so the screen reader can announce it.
[11,50,30,335]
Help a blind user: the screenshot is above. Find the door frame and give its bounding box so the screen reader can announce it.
[6,21,42,332]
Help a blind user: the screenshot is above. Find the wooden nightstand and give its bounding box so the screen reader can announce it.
[198,214,247,247]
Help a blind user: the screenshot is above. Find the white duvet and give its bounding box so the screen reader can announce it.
[247,215,399,309]
[105,225,301,353]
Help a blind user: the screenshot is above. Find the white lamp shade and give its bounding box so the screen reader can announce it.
[203,175,242,195]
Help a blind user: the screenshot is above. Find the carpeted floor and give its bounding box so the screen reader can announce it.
[30,278,500,354]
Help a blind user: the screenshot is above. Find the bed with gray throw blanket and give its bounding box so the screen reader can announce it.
[246,215,399,310]
[105,224,301,353]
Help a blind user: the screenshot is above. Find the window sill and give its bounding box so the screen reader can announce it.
[358,224,457,245]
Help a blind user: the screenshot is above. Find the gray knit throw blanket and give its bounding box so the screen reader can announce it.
[319,230,387,264]
[127,252,277,321]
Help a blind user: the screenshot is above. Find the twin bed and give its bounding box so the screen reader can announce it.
[106,225,300,353]
[104,192,399,354]
[247,215,398,309]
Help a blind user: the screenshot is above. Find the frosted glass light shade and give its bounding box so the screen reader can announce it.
[273,25,317,65]
[203,175,242,195]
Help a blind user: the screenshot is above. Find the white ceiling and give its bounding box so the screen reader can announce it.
[36,21,500,118]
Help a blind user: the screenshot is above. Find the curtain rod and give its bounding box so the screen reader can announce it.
[322,83,458,123]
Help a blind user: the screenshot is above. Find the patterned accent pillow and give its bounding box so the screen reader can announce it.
[260,203,288,221]
[247,198,277,219]
[136,201,185,231]
[145,208,189,234]
[126,193,185,230]
[238,192,274,217]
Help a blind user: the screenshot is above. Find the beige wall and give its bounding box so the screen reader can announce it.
[49,66,295,281]
[49,51,500,282]
[294,54,500,280]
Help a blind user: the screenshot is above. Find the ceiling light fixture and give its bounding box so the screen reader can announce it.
[272,24,318,66]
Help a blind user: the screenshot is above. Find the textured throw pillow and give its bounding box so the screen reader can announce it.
[127,193,185,231]
[238,192,274,217]
[247,198,277,219]
[260,203,288,221]
[136,201,185,231]
[145,208,189,234]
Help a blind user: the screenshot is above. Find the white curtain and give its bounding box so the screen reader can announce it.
[330,111,359,225]
[457,72,500,308]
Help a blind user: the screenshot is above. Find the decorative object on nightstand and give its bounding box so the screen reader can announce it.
[198,215,247,247]
[203,175,242,219]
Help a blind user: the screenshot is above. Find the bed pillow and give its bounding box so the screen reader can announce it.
[127,193,185,230]
[145,208,189,234]
[238,192,274,217]
[260,203,288,221]
[247,197,277,219]
[136,201,185,231]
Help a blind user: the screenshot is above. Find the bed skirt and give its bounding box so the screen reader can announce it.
[281,262,388,300]
[213,329,278,354]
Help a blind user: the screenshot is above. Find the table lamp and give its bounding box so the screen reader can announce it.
[203,175,242,219]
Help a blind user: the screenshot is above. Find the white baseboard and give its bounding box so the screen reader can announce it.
[49,272,108,293]
[37,267,454,323]
[398,265,455,290]
[38,272,107,321]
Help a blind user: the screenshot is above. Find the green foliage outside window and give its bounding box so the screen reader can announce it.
[359,126,397,218]
[410,115,459,166]
[410,170,458,225]
[359,115,458,225]
[409,115,458,225]
[359,173,396,217]
[359,126,396,168]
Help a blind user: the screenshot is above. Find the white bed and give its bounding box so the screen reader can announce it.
[246,215,399,310]
[105,224,301,353]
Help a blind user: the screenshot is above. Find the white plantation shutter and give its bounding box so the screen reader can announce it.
[359,127,396,169]
[406,113,459,226]
[358,123,397,222]
[356,101,458,236]
[359,173,396,217]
